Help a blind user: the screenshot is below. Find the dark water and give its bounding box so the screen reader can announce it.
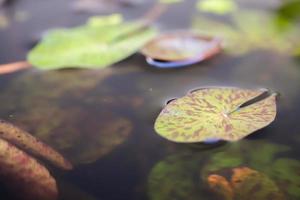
[0,0,300,199]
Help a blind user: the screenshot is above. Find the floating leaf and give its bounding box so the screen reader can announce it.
[0,138,57,200]
[141,32,221,67]
[197,0,237,15]
[28,14,156,69]
[207,167,285,200]
[145,57,207,68]
[0,120,72,170]
[155,87,277,143]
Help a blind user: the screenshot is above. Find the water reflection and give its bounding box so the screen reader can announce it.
[0,69,134,164]
[148,140,300,200]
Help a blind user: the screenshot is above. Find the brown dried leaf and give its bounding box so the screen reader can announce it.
[0,120,72,170]
[0,138,58,200]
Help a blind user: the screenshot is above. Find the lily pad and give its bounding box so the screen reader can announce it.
[145,57,207,68]
[141,32,221,62]
[28,14,157,69]
[0,138,58,200]
[154,87,277,143]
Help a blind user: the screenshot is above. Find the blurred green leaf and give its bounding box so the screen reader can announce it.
[192,9,300,55]
[276,0,300,23]
[28,14,157,70]
[197,0,237,15]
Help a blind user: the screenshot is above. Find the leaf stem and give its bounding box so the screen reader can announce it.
[0,61,32,75]
[141,3,168,27]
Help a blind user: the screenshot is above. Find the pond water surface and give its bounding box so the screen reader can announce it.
[0,0,300,199]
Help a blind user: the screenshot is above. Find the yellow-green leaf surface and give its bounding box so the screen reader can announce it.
[197,0,237,15]
[0,138,57,200]
[0,120,72,170]
[28,14,157,69]
[154,87,277,143]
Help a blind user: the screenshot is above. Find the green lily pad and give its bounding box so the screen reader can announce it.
[154,87,277,143]
[28,14,157,69]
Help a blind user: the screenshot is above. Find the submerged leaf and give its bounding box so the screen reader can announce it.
[0,70,133,165]
[0,138,57,200]
[28,14,156,69]
[207,167,285,200]
[0,120,72,170]
[148,140,293,200]
[155,87,277,143]
[201,140,300,199]
[148,154,203,200]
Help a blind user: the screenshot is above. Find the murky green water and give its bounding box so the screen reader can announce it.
[0,0,300,199]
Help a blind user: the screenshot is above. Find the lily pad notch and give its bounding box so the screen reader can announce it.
[154,87,278,143]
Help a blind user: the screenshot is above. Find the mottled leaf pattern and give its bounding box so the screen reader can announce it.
[155,87,277,142]
[0,138,57,200]
[0,120,72,170]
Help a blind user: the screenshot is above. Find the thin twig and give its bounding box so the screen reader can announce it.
[141,3,168,27]
[0,61,31,75]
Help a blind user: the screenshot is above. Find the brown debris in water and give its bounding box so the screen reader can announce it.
[0,138,58,200]
[0,120,72,170]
